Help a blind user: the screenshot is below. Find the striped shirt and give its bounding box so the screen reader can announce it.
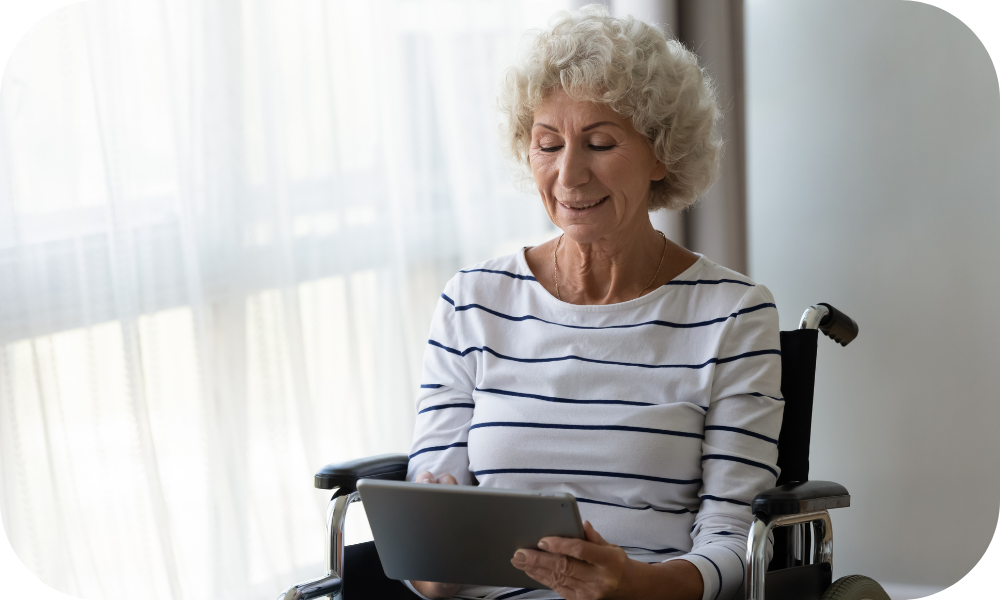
[404,250,782,600]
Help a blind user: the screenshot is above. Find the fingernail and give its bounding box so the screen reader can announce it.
[511,551,526,567]
[537,540,549,550]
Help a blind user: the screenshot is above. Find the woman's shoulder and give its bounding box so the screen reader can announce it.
[670,255,776,308]
[444,251,538,295]
[676,254,750,284]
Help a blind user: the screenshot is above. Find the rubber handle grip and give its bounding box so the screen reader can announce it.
[817,303,859,346]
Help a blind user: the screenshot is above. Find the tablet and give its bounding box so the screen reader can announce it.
[356,479,584,589]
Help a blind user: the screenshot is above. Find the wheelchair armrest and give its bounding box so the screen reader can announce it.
[314,453,410,493]
[752,480,850,517]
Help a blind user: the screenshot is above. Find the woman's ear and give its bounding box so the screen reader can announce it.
[651,160,667,182]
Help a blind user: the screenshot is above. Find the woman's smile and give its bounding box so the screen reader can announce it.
[559,195,609,212]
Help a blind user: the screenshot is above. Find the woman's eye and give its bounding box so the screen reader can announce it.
[589,144,614,151]
[538,145,563,153]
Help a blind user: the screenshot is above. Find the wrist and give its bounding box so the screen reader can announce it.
[637,558,703,600]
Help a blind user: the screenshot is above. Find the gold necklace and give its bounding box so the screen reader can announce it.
[553,231,667,302]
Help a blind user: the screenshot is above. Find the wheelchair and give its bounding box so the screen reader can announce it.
[279,303,890,600]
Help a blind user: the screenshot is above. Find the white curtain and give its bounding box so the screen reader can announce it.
[0,1,562,598]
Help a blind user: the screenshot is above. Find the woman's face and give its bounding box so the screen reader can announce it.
[529,87,666,244]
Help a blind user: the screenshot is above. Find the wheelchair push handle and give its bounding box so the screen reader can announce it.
[799,303,859,346]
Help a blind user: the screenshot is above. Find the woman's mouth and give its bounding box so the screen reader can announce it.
[560,196,608,211]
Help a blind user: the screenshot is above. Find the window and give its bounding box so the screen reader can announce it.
[0,1,563,597]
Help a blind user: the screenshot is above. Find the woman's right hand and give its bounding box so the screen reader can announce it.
[409,471,462,599]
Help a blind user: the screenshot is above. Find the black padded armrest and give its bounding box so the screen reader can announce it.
[314,453,410,492]
[752,480,850,517]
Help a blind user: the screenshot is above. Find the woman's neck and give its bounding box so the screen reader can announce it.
[526,219,698,305]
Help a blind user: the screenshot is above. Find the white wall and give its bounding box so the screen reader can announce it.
[746,0,1000,592]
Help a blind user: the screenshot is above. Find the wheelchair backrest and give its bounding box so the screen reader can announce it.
[775,329,819,486]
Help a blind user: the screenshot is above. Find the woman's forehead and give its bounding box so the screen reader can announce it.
[533,89,627,131]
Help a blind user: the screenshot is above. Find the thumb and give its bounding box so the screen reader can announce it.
[583,521,610,546]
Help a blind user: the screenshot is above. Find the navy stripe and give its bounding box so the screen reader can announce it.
[620,546,683,554]
[420,384,444,389]
[470,421,703,440]
[494,589,535,599]
[704,425,778,445]
[665,278,753,287]
[459,268,537,281]
[417,403,475,414]
[474,468,701,486]
[717,349,781,364]
[476,386,654,407]
[700,495,751,507]
[408,441,467,459]
[748,392,784,402]
[715,531,735,536]
[428,339,780,370]
[447,301,776,331]
[691,552,724,600]
[702,454,779,478]
[724,545,746,588]
[574,497,698,514]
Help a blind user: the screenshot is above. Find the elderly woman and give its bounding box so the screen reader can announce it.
[405,6,781,600]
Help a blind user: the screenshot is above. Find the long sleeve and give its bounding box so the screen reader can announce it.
[406,276,479,486]
[669,284,784,600]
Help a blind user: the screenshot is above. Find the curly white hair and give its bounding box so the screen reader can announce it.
[498,4,721,211]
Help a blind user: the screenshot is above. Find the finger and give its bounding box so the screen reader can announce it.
[514,548,595,582]
[436,473,458,485]
[583,521,610,546]
[537,536,606,565]
[513,550,590,591]
[415,471,436,483]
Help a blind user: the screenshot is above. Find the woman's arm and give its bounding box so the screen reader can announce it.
[682,283,783,599]
[406,276,478,486]
[405,276,478,598]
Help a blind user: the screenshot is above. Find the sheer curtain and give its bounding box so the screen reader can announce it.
[0,1,562,598]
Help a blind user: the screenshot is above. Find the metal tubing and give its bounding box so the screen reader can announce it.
[812,515,833,565]
[746,517,772,600]
[791,522,803,565]
[278,574,343,600]
[327,492,360,578]
[278,490,358,600]
[799,522,810,565]
[746,510,833,600]
[799,305,830,330]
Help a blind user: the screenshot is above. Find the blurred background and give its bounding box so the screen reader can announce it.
[0,1,996,599]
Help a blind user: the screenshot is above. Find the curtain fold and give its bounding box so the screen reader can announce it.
[0,1,561,598]
[677,0,748,274]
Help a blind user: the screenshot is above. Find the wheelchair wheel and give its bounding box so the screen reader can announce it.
[820,575,890,600]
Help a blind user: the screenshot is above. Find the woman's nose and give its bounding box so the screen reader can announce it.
[557,144,590,189]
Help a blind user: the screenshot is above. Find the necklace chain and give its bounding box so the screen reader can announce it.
[553,231,667,303]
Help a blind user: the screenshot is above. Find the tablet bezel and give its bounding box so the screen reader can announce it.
[356,479,585,589]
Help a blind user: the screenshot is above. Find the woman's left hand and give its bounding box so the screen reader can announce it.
[510,521,637,600]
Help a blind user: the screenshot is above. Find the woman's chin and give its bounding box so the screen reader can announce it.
[557,223,615,244]
[552,199,634,243]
